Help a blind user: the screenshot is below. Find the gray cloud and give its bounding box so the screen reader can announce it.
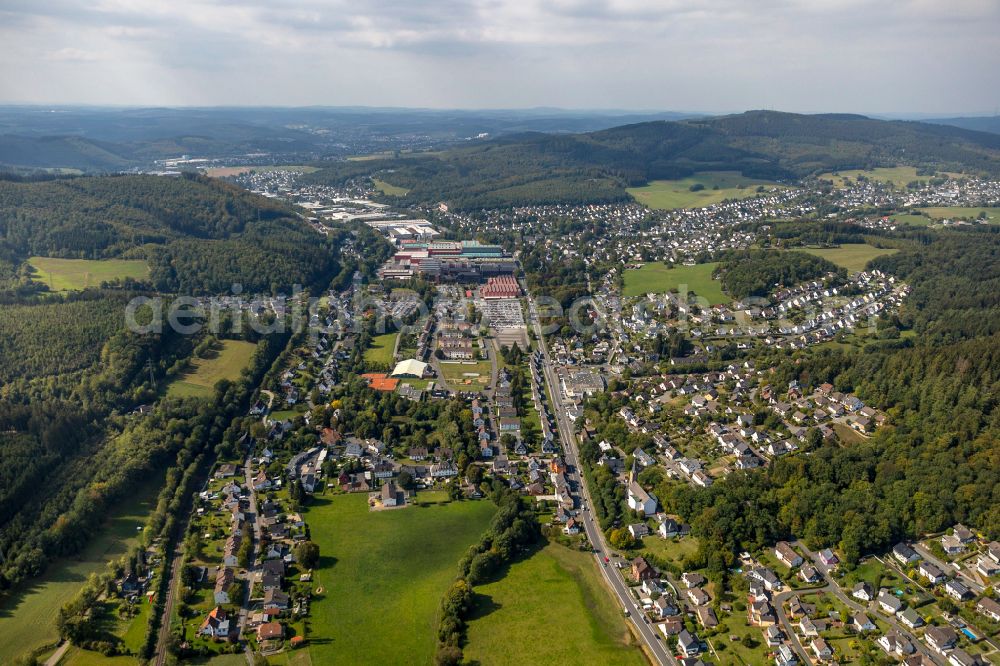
[0,0,997,114]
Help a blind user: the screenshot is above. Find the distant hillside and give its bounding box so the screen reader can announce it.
[303,110,1000,209]
[0,135,134,171]
[926,116,1000,136]
[0,173,338,293]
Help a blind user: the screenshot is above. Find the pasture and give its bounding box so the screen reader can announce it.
[0,477,162,664]
[799,244,898,274]
[623,262,727,304]
[818,166,963,188]
[917,206,1000,224]
[28,256,149,292]
[627,171,787,210]
[165,340,257,399]
[463,542,646,665]
[304,493,495,665]
[373,178,410,196]
[364,331,399,366]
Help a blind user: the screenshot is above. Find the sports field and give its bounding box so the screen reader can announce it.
[622,262,727,303]
[166,340,257,399]
[818,166,962,188]
[28,256,149,291]
[463,542,646,665]
[373,178,410,196]
[627,171,786,210]
[0,477,162,664]
[890,213,933,227]
[364,331,398,366]
[799,244,898,274]
[304,493,496,665]
[917,206,1000,224]
[439,360,492,385]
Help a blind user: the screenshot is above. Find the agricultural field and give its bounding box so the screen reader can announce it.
[304,493,496,665]
[799,244,898,274]
[27,256,149,291]
[818,166,961,188]
[0,477,163,664]
[627,171,788,210]
[364,331,399,366]
[917,206,1000,223]
[165,340,257,399]
[463,542,646,666]
[373,178,410,196]
[623,261,727,303]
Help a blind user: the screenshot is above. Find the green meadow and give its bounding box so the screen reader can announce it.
[799,244,898,274]
[463,542,646,665]
[28,256,150,292]
[165,340,257,399]
[363,331,399,366]
[304,493,496,665]
[0,477,163,664]
[627,171,787,210]
[918,206,1000,223]
[373,178,410,196]
[623,261,727,304]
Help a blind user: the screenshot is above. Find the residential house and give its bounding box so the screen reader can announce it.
[811,638,833,661]
[632,556,657,581]
[977,597,1000,623]
[677,629,700,657]
[892,542,921,565]
[878,631,915,657]
[628,523,650,539]
[877,589,905,615]
[919,561,946,584]
[851,613,876,632]
[945,579,972,601]
[198,607,231,639]
[852,582,874,602]
[263,588,290,610]
[214,567,234,604]
[899,607,924,629]
[682,572,706,588]
[775,541,803,568]
[799,565,821,583]
[687,588,711,606]
[695,605,718,628]
[948,648,987,666]
[818,548,839,567]
[257,621,284,642]
[925,626,958,653]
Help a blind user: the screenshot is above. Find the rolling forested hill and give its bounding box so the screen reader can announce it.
[303,111,1000,209]
[0,172,337,294]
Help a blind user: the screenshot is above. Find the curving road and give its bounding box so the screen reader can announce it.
[525,286,675,666]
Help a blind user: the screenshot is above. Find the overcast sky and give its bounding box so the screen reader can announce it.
[0,0,997,115]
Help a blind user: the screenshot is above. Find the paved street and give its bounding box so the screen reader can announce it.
[525,285,676,666]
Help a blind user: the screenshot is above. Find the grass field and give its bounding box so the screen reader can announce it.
[372,178,410,196]
[799,244,898,274]
[463,542,645,665]
[364,331,398,366]
[166,340,257,399]
[28,256,149,292]
[891,213,934,227]
[439,360,492,384]
[917,206,1000,223]
[818,166,963,188]
[0,477,163,664]
[304,493,496,665]
[623,262,727,303]
[627,171,787,210]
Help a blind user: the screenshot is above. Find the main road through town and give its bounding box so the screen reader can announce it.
[523,284,676,666]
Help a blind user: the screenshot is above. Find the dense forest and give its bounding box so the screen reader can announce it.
[303,111,1000,209]
[717,249,844,298]
[0,173,338,294]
